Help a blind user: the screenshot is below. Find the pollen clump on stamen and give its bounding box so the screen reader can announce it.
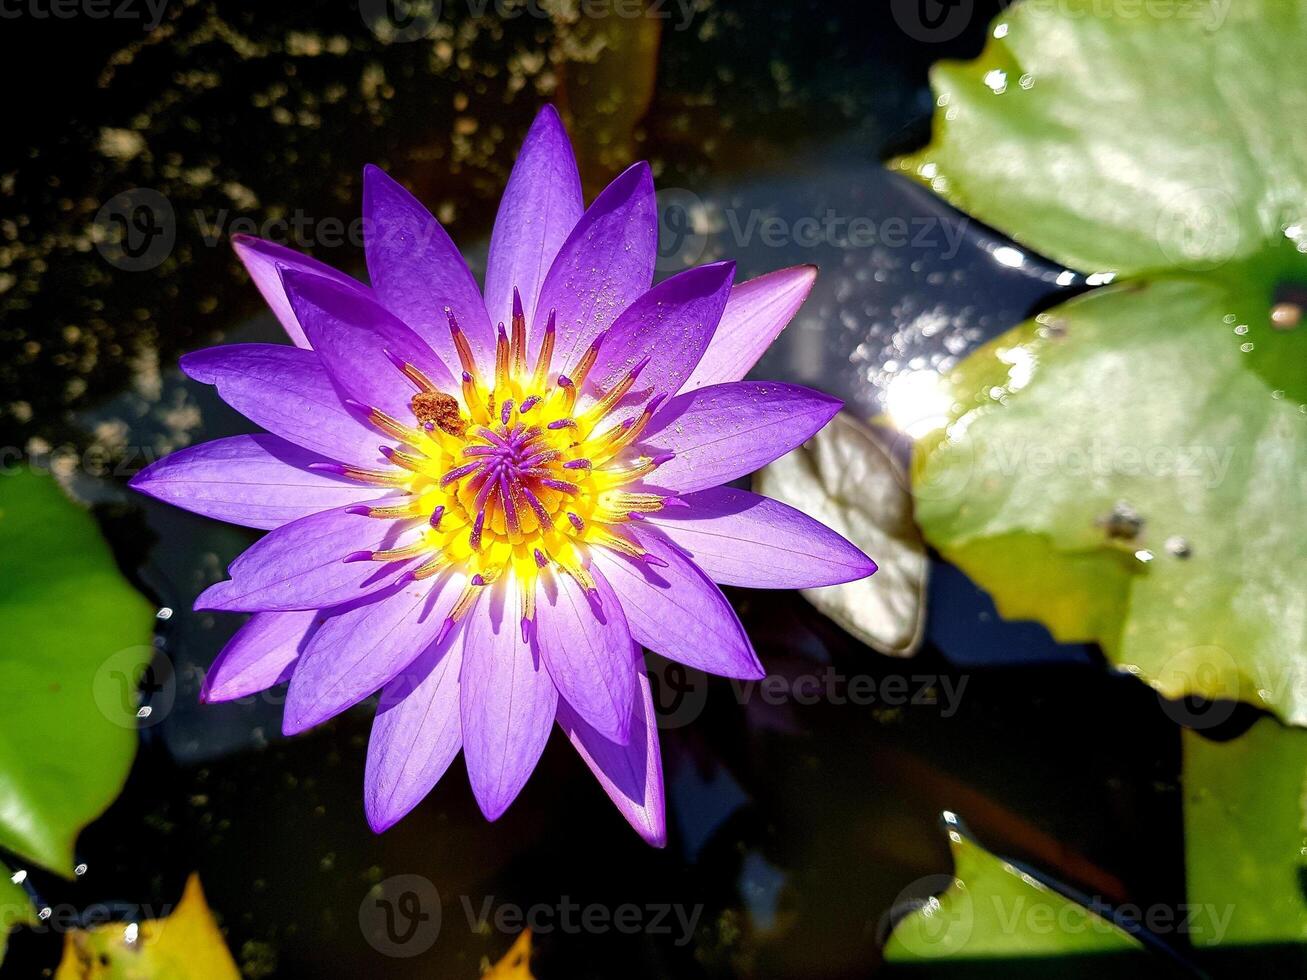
[411,390,465,437]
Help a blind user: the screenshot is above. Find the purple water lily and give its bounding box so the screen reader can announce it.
[131,105,876,845]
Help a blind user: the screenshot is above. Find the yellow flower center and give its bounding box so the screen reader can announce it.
[339,298,668,629]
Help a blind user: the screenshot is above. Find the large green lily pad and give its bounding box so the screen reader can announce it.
[893,0,1307,277]
[912,277,1307,721]
[900,0,1307,723]
[0,470,154,875]
[883,812,1145,970]
[1184,717,1307,945]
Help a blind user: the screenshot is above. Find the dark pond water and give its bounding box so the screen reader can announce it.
[0,1,1254,976]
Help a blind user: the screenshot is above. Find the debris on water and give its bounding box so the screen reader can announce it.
[1165,536,1192,559]
[1271,302,1302,330]
[1098,501,1144,541]
[1134,549,1155,563]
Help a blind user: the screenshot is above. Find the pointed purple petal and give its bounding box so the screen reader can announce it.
[581,261,735,412]
[231,234,370,349]
[558,670,665,847]
[484,106,583,331]
[363,165,494,371]
[200,610,320,702]
[130,434,385,530]
[533,162,657,369]
[364,628,466,832]
[195,502,423,612]
[591,532,763,680]
[181,344,390,468]
[283,571,467,734]
[281,269,456,421]
[683,265,817,390]
[460,586,558,820]
[644,486,876,588]
[636,382,841,494]
[535,567,637,744]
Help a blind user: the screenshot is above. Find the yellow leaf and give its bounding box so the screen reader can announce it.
[483,929,534,980]
[54,873,240,980]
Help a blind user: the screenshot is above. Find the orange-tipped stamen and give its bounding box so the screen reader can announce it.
[532,310,557,390]
[511,287,528,377]
[446,309,480,377]
[370,540,434,562]
[570,331,605,391]
[494,323,511,392]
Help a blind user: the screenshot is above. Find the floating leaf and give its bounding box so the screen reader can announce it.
[756,412,927,656]
[53,873,240,980]
[1184,717,1307,945]
[0,861,35,964]
[892,0,1307,278]
[912,278,1306,720]
[898,0,1307,721]
[483,929,535,979]
[0,469,154,874]
[883,812,1146,972]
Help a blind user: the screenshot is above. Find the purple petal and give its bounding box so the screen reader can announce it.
[533,162,657,371]
[644,486,876,588]
[363,165,494,371]
[591,532,763,680]
[636,382,841,494]
[130,434,384,530]
[231,234,370,349]
[581,261,735,412]
[195,502,423,612]
[459,584,558,820]
[558,671,665,847]
[281,269,456,422]
[201,610,320,702]
[365,628,467,832]
[181,344,389,468]
[283,571,467,735]
[535,567,637,744]
[683,265,817,390]
[484,106,583,331]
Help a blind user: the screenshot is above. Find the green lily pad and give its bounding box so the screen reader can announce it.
[912,277,1307,721]
[893,0,1307,278]
[0,861,35,963]
[899,0,1307,723]
[1184,717,1307,945]
[0,470,154,875]
[883,812,1145,971]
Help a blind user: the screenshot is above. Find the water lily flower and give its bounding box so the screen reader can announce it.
[131,105,876,846]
